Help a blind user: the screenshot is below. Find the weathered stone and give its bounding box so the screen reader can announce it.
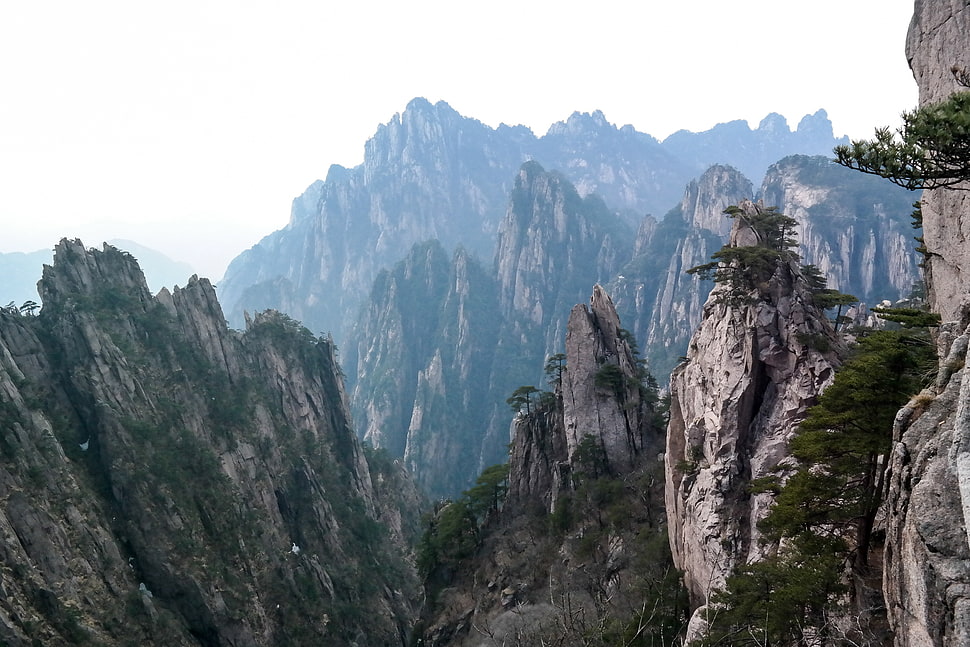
[562,285,652,471]
[0,239,421,645]
[882,4,970,646]
[664,201,841,617]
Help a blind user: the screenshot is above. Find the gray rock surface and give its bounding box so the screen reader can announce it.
[664,202,841,620]
[883,4,970,645]
[0,239,421,645]
[561,285,653,471]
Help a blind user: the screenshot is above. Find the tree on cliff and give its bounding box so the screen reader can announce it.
[702,328,935,646]
[834,89,970,190]
[687,204,800,304]
[506,385,540,414]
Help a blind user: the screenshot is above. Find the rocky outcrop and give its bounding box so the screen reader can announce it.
[348,240,520,498]
[664,202,842,624]
[505,404,569,515]
[351,155,919,498]
[0,239,420,645]
[662,110,849,186]
[561,285,654,471]
[610,164,753,378]
[495,161,633,350]
[907,1,970,325]
[883,4,970,646]
[417,286,672,646]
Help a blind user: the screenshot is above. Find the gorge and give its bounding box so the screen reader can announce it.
[2,2,970,645]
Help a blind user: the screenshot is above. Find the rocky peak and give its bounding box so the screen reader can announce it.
[681,165,754,236]
[561,284,654,472]
[0,239,420,644]
[795,108,835,140]
[633,214,659,255]
[39,239,151,307]
[544,109,615,139]
[757,112,789,135]
[759,154,919,302]
[664,203,842,627]
[494,162,632,335]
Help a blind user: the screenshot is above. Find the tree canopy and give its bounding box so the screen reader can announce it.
[834,90,970,190]
[687,204,800,304]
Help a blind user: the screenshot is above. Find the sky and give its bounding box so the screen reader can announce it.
[1,1,918,281]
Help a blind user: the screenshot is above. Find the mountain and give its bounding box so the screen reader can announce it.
[0,240,196,308]
[106,239,196,293]
[663,201,842,639]
[350,156,920,497]
[414,286,680,646]
[0,239,421,645]
[346,240,521,498]
[349,162,643,497]
[217,99,850,343]
[663,109,848,183]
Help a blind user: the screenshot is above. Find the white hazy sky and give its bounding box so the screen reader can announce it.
[1,1,918,281]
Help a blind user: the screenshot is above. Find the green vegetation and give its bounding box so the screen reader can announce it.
[687,204,800,304]
[834,90,970,190]
[801,263,858,331]
[416,462,510,576]
[544,352,566,389]
[701,326,936,646]
[506,385,541,414]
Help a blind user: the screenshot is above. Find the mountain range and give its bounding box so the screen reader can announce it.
[211,99,918,497]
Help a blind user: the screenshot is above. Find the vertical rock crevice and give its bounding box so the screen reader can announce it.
[663,201,842,630]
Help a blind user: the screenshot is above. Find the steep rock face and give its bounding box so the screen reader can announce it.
[561,285,654,471]
[664,203,841,620]
[883,4,970,646]
[349,241,519,498]
[352,162,641,497]
[611,156,917,382]
[760,155,920,301]
[504,405,568,515]
[537,109,691,219]
[217,99,850,345]
[0,240,420,645]
[610,165,752,378]
[417,286,671,646]
[348,240,452,458]
[908,1,970,324]
[351,156,921,498]
[663,110,849,186]
[495,161,632,350]
[219,98,530,340]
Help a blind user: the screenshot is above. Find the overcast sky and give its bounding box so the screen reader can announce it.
[1,1,918,281]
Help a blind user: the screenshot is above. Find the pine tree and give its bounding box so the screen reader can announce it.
[704,330,934,646]
[834,90,970,190]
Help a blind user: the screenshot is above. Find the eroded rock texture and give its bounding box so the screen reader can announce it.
[561,285,654,471]
[663,201,841,629]
[884,3,970,645]
[0,239,421,645]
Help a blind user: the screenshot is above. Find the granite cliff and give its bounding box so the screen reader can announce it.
[352,157,919,497]
[663,200,842,635]
[883,2,970,645]
[217,100,849,344]
[0,240,421,645]
[414,286,677,646]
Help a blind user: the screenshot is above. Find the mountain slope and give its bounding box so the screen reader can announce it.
[0,239,421,645]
